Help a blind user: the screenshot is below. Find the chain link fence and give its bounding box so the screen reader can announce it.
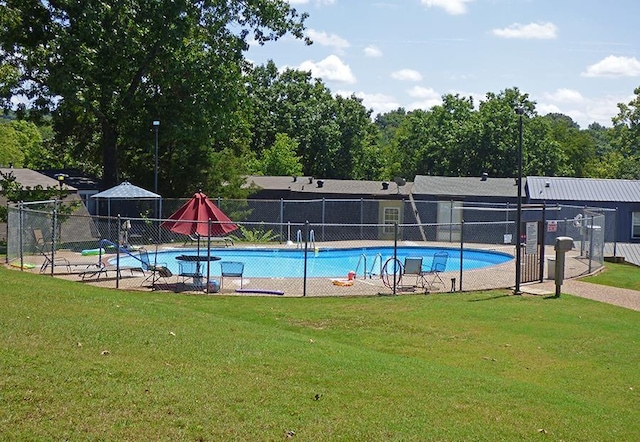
[6,199,609,296]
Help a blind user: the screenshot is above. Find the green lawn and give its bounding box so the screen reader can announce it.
[581,261,640,291]
[2,266,639,441]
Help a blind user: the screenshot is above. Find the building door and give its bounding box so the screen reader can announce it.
[379,202,402,240]
[436,201,462,242]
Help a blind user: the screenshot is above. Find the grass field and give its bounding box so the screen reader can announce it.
[2,266,639,441]
[581,261,640,291]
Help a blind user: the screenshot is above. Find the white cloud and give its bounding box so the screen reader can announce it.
[536,103,562,116]
[582,95,630,125]
[421,0,474,15]
[354,92,402,116]
[298,55,356,83]
[364,45,383,57]
[306,29,350,52]
[492,22,558,39]
[543,88,585,103]
[407,87,442,110]
[582,55,640,78]
[408,86,440,100]
[536,92,633,128]
[391,69,422,81]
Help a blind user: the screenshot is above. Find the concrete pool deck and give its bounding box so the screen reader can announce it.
[10,240,598,298]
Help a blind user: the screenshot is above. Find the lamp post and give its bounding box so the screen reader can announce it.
[514,107,524,295]
[54,173,68,190]
[152,120,160,195]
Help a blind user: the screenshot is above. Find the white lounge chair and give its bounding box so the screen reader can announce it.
[184,234,234,247]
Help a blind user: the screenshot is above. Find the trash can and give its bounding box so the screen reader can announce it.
[547,258,556,280]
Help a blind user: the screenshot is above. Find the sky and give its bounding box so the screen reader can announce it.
[246,0,640,129]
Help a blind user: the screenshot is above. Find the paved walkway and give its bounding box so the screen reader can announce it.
[522,279,640,312]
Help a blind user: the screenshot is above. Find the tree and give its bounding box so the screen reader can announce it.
[612,86,640,157]
[475,88,536,178]
[525,116,570,177]
[246,62,375,179]
[542,113,595,176]
[1,0,309,193]
[0,121,23,166]
[253,133,303,177]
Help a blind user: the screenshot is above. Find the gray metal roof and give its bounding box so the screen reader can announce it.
[246,175,413,196]
[412,175,521,198]
[527,176,640,202]
[91,181,160,199]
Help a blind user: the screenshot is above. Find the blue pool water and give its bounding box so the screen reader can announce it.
[116,246,512,279]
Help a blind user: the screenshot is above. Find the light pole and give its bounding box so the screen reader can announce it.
[514,107,524,295]
[54,173,68,191]
[152,120,160,195]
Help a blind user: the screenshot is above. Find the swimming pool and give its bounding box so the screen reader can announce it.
[116,246,513,279]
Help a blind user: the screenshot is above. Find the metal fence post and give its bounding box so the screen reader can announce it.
[360,198,364,240]
[18,202,24,268]
[51,203,57,277]
[279,198,284,243]
[116,215,121,289]
[393,222,398,295]
[206,219,212,294]
[588,215,594,274]
[613,207,618,257]
[303,221,309,297]
[459,220,464,292]
[321,198,326,241]
[449,200,453,243]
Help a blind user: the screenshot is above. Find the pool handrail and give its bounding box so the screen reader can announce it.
[354,253,367,278]
[368,253,383,278]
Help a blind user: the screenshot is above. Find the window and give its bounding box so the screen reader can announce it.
[632,212,640,239]
[383,207,400,234]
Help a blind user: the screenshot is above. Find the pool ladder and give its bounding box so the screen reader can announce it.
[355,253,383,279]
[296,229,316,250]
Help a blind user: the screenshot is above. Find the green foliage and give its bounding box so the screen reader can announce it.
[0,120,24,166]
[251,132,303,176]
[3,0,640,187]
[2,267,640,440]
[246,62,375,179]
[1,0,309,193]
[229,224,279,243]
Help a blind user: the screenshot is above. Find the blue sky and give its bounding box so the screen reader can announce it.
[246,0,640,128]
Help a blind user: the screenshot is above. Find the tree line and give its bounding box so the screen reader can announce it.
[1,1,639,198]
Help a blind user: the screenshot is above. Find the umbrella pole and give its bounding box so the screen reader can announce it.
[206,219,212,294]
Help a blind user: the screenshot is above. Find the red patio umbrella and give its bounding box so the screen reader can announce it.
[160,192,238,248]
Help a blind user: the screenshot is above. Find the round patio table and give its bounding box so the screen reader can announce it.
[176,255,221,288]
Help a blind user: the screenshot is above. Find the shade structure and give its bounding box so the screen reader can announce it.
[91,181,161,217]
[160,192,238,238]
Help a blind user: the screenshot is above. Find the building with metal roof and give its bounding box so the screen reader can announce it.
[527,176,640,243]
[527,176,640,203]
